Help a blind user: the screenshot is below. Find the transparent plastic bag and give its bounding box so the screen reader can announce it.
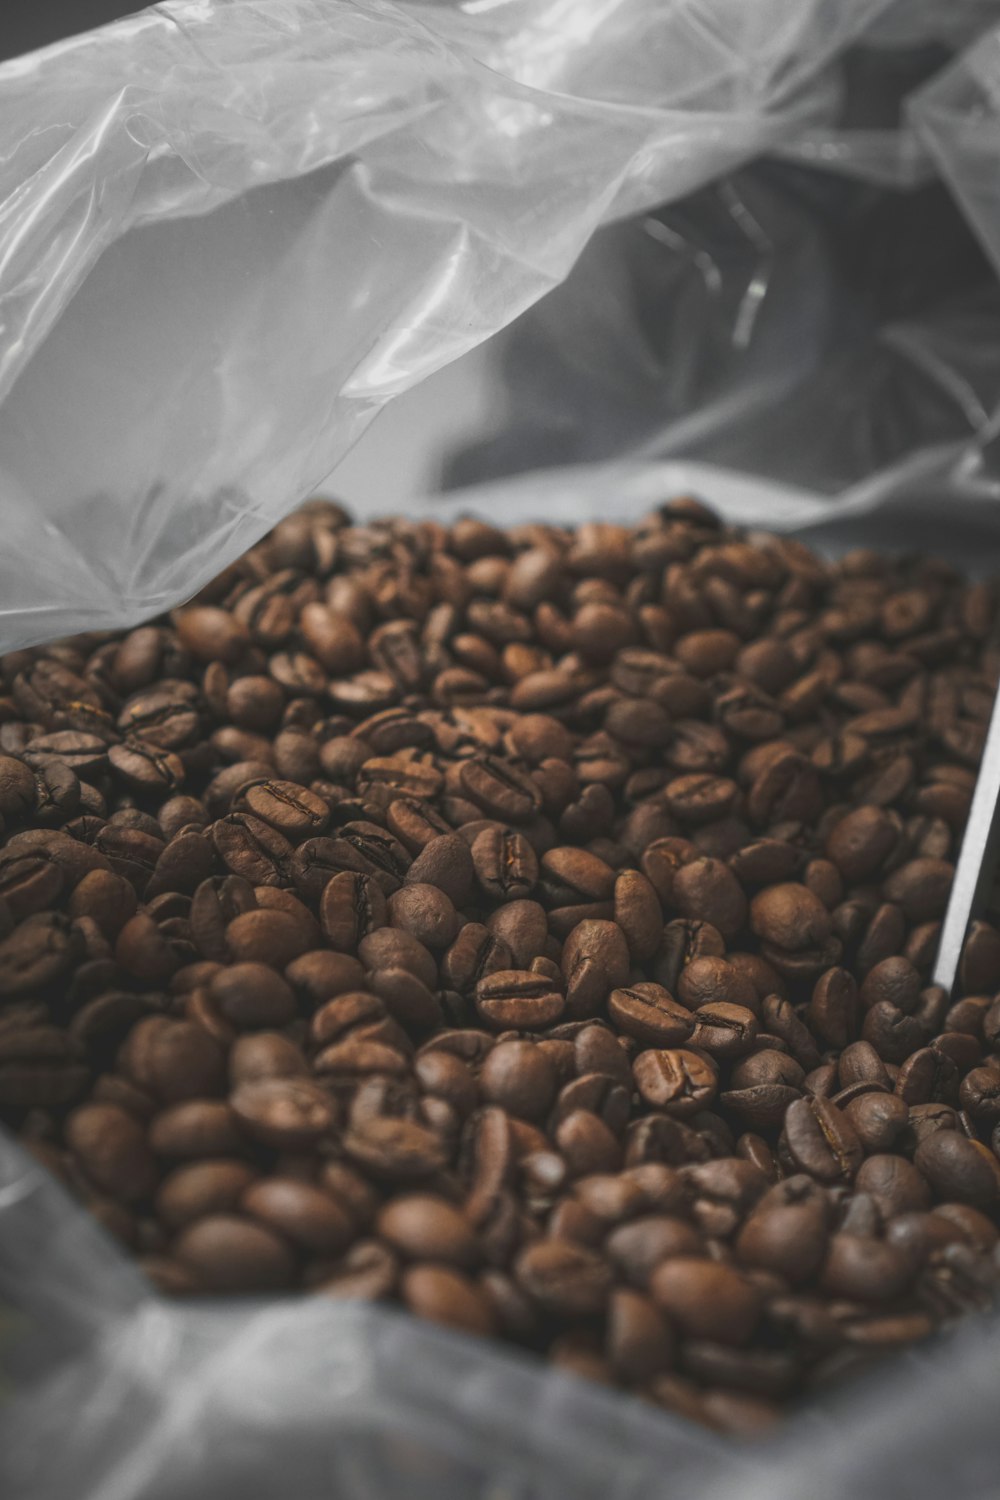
[9,4,1000,1499]
[0,0,886,652]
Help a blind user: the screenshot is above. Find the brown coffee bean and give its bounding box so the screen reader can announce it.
[155,1159,257,1231]
[915,1132,1000,1209]
[783,1097,863,1183]
[671,858,747,942]
[376,1194,478,1265]
[486,900,548,969]
[844,1091,909,1154]
[825,806,898,881]
[319,871,387,952]
[736,1202,828,1285]
[612,870,662,962]
[475,970,565,1031]
[65,1103,157,1203]
[243,779,328,839]
[688,1002,758,1059]
[173,1213,295,1291]
[478,1040,556,1120]
[561,919,630,1017]
[808,968,859,1051]
[606,1287,674,1383]
[313,1240,398,1300]
[607,983,694,1048]
[230,1077,336,1148]
[0,912,79,996]
[242,1177,354,1253]
[632,1049,717,1118]
[651,1258,761,1344]
[344,1113,447,1181]
[820,1234,913,1303]
[212,813,293,887]
[208,963,297,1029]
[123,1018,226,1103]
[514,1236,612,1316]
[751,883,832,952]
[605,1215,701,1287]
[401,1264,496,1336]
[148,1100,243,1158]
[0,755,36,819]
[470,826,538,901]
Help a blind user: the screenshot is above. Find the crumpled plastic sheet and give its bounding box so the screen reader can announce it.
[0,0,890,651]
[5,458,1000,1500]
[445,13,1000,506]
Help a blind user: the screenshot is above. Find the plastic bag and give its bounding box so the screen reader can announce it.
[0,0,888,652]
[9,4,1000,1499]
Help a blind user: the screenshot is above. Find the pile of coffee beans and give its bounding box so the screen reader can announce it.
[3,496,1000,1436]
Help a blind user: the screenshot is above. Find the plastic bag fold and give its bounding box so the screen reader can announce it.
[0,0,885,649]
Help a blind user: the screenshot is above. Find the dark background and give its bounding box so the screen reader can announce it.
[2,1,139,62]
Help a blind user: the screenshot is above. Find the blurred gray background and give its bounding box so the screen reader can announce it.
[2,2,140,61]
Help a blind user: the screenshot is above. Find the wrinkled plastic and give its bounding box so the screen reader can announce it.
[5,458,1000,1500]
[0,0,894,651]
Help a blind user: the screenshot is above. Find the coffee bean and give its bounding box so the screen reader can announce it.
[561,919,630,1017]
[688,1001,758,1059]
[65,1102,157,1203]
[650,1258,761,1344]
[605,1215,701,1287]
[213,813,293,887]
[230,1077,335,1148]
[242,1177,354,1253]
[9,501,1000,1432]
[319,871,387,952]
[736,1201,828,1284]
[632,1049,717,1118]
[915,1132,1000,1209]
[607,983,694,1048]
[208,963,297,1029]
[155,1159,258,1231]
[401,1264,496,1336]
[475,971,565,1030]
[820,1235,913,1303]
[671,858,747,942]
[173,1213,294,1291]
[514,1237,612,1316]
[376,1194,478,1265]
[783,1097,862,1183]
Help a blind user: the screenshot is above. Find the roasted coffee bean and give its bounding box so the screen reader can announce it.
[736,1201,828,1285]
[173,1213,295,1291]
[230,1077,335,1148]
[475,971,565,1030]
[208,963,297,1030]
[376,1194,478,1265]
[156,1159,258,1231]
[783,1097,863,1183]
[319,871,387,952]
[242,1177,354,1253]
[401,1264,496,1335]
[915,1132,1000,1209]
[607,983,694,1048]
[8,499,1000,1434]
[820,1235,913,1303]
[651,1258,761,1345]
[633,1049,717,1118]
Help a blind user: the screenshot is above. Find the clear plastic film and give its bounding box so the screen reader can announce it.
[0,0,888,651]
